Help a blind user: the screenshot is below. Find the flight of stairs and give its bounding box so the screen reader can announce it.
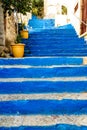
[29,16,55,29]
[1,17,87,129]
[24,24,87,57]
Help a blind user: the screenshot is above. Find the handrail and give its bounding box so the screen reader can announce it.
[71,11,87,38]
[61,1,87,38]
[73,13,87,26]
[79,32,87,38]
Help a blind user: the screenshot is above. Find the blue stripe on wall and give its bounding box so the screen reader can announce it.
[0,124,87,130]
[0,81,87,94]
[1,66,87,78]
[0,99,87,115]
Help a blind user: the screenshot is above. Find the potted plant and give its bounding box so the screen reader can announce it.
[11,33,25,58]
[20,22,29,39]
[0,0,32,54]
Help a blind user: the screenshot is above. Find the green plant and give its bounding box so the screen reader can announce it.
[21,23,25,30]
[21,22,27,30]
[15,34,22,44]
[0,0,32,35]
[32,0,44,18]
[0,0,32,17]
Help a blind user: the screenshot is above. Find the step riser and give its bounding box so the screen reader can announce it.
[29,34,78,38]
[26,53,87,56]
[0,99,87,115]
[0,57,83,65]
[29,33,78,37]
[28,45,86,49]
[29,50,87,54]
[1,124,87,130]
[0,81,87,94]
[30,30,76,33]
[28,47,87,51]
[1,67,87,78]
[28,41,85,45]
[30,29,76,32]
[29,48,87,51]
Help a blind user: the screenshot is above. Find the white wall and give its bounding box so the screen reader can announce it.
[55,15,68,27]
[68,0,81,35]
[44,0,59,18]
[44,0,81,35]
[17,13,32,25]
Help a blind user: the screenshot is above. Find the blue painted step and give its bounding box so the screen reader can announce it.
[29,49,87,54]
[0,81,87,94]
[29,30,78,37]
[29,18,55,29]
[0,99,87,115]
[0,57,83,65]
[1,124,87,130]
[25,52,87,56]
[1,66,87,78]
[27,40,85,44]
[29,45,87,51]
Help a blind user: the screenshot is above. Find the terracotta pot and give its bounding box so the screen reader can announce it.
[11,43,25,58]
[20,30,29,39]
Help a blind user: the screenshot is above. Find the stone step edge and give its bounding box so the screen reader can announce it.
[0,77,87,82]
[0,56,85,59]
[0,93,87,101]
[0,115,87,127]
[0,65,86,68]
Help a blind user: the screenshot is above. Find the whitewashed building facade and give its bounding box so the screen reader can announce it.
[44,0,87,35]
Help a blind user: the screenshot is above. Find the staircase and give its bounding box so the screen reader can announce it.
[0,57,87,129]
[1,18,87,129]
[24,24,87,57]
[29,16,55,29]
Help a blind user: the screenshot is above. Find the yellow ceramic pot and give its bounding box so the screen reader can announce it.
[20,30,29,39]
[11,43,25,58]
